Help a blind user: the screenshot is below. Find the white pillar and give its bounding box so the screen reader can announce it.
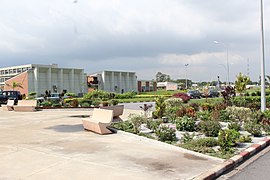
[34,67,39,95]
[59,69,63,93]
[47,67,52,92]
[71,69,74,93]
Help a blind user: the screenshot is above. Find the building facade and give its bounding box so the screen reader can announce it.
[88,70,137,93]
[0,64,34,90]
[157,82,178,91]
[137,80,157,93]
[2,64,86,96]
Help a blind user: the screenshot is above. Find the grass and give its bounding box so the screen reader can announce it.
[138,90,185,95]
[117,97,156,103]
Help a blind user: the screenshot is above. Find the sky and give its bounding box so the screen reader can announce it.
[0,0,269,82]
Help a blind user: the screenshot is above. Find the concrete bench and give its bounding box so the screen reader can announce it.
[99,105,124,118]
[1,99,15,111]
[13,100,37,112]
[82,108,114,134]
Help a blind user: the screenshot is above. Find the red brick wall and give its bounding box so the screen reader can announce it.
[4,71,29,95]
[137,81,142,92]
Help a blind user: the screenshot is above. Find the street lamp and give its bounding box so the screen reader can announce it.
[218,64,227,84]
[214,41,230,85]
[185,64,189,89]
[260,0,266,112]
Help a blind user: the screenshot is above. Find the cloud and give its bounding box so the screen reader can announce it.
[0,0,269,82]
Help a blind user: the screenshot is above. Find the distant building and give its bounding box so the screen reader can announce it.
[137,80,157,92]
[88,70,137,93]
[157,82,178,91]
[2,64,86,96]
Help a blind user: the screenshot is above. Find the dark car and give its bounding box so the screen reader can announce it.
[187,90,201,99]
[202,89,220,98]
[0,90,22,105]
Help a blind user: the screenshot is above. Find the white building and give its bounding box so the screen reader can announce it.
[157,82,178,91]
[88,70,137,93]
[3,64,87,96]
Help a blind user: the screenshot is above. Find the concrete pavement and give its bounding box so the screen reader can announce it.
[0,108,223,180]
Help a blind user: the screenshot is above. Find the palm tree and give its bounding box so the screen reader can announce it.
[6,81,23,91]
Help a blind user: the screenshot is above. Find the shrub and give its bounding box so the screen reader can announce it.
[91,100,101,107]
[100,101,109,107]
[156,126,177,143]
[164,98,183,108]
[244,122,262,137]
[179,138,217,154]
[70,99,79,107]
[219,110,230,122]
[185,107,196,118]
[238,135,252,143]
[176,116,196,132]
[194,137,218,147]
[165,107,180,123]
[128,114,147,134]
[109,99,119,105]
[173,92,190,103]
[52,103,61,107]
[28,92,37,99]
[154,96,166,118]
[189,103,200,111]
[196,111,211,121]
[262,110,270,119]
[176,107,187,117]
[81,102,91,107]
[110,121,134,133]
[115,92,136,99]
[28,92,37,96]
[83,90,111,100]
[78,98,92,106]
[226,106,253,122]
[214,103,227,111]
[251,92,257,96]
[65,92,76,97]
[40,101,52,107]
[228,122,241,131]
[200,103,214,112]
[197,120,221,137]
[181,132,195,143]
[146,119,162,132]
[218,129,240,152]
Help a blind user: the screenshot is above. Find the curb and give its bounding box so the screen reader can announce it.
[193,137,270,180]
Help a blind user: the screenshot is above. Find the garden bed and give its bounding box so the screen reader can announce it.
[110,97,270,159]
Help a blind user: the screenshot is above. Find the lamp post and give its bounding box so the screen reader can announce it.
[260,0,266,112]
[185,64,189,89]
[214,41,230,85]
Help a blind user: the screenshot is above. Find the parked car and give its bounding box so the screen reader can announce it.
[202,89,220,98]
[0,90,22,105]
[36,93,70,103]
[187,90,202,99]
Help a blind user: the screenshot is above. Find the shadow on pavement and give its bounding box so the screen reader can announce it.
[45,124,83,133]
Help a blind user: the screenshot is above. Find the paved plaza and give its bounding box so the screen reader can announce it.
[0,108,223,180]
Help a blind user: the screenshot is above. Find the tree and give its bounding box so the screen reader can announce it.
[6,81,23,91]
[235,73,250,96]
[156,72,170,82]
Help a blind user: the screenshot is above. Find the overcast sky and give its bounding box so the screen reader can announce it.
[0,0,269,82]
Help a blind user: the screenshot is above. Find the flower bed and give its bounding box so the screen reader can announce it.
[110,100,270,159]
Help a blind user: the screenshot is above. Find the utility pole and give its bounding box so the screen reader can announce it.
[185,64,189,89]
[260,0,266,112]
